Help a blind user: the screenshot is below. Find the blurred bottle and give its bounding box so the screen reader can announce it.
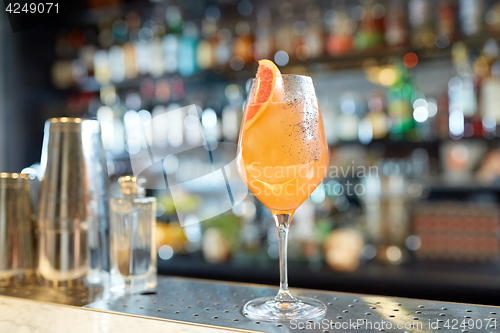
[387,64,415,140]
[254,6,273,60]
[274,2,295,59]
[123,42,138,79]
[149,38,164,78]
[94,49,111,85]
[324,229,364,272]
[408,0,435,49]
[448,42,478,139]
[479,40,500,137]
[354,0,385,51]
[337,94,361,141]
[459,0,484,37]
[162,34,178,74]
[485,3,500,34]
[305,4,324,59]
[97,22,114,50]
[326,5,354,55]
[51,60,76,89]
[222,105,240,142]
[166,5,184,33]
[125,11,141,33]
[197,38,214,70]
[79,44,97,76]
[109,45,125,83]
[134,39,150,76]
[319,98,338,145]
[412,96,439,141]
[233,21,254,63]
[435,0,458,43]
[198,18,217,69]
[289,199,319,262]
[170,77,185,101]
[178,22,198,77]
[436,94,450,139]
[214,29,232,68]
[363,91,388,140]
[385,0,408,46]
[360,170,410,265]
[112,19,128,44]
[274,23,294,58]
[292,20,308,61]
[236,198,259,255]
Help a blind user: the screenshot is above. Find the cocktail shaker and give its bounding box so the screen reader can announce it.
[38,117,110,287]
[0,173,36,286]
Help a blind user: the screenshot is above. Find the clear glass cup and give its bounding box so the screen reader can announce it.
[237,75,329,321]
[109,176,157,294]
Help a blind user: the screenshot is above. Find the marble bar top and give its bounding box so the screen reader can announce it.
[0,296,239,333]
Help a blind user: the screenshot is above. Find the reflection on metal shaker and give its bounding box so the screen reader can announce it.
[0,173,36,286]
[38,117,110,286]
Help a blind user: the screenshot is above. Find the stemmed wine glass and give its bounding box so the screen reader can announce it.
[237,73,329,321]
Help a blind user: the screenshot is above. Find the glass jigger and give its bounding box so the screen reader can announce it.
[237,75,329,321]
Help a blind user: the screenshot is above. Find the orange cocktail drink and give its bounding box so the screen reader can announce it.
[236,60,329,321]
[238,100,328,213]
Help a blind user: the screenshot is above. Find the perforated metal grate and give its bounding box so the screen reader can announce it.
[84,276,500,332]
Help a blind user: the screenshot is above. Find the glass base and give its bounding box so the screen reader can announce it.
[242,296,326,322]
[110,275,148,295]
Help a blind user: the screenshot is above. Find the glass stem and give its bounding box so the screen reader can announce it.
[274,213,295,303]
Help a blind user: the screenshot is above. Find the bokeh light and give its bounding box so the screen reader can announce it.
[403,52,418,68]
[202,108,217,129]
[158,245,174,260]
[413,106,429,123]
[378,68,396,86]
[274,50,289,66]
[229,56,245,71]
[237,0,253,16]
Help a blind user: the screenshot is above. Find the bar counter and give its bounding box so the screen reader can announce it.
[0,296,221,333]
[1,276,500,332]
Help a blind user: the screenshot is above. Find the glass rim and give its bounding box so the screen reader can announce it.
[49,117,83,123]
[0,172,29,179]
[248,73,312,83]
[281,74,311,78]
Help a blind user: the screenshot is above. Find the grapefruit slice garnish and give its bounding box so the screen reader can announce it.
[244,60,284,129]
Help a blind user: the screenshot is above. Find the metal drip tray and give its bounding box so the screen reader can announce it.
[84,276,500,332]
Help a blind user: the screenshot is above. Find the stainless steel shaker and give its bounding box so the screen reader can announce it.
[0,173,36,286]
[38,117,110,287]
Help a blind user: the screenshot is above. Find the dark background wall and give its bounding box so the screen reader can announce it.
[0,10,64,172]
